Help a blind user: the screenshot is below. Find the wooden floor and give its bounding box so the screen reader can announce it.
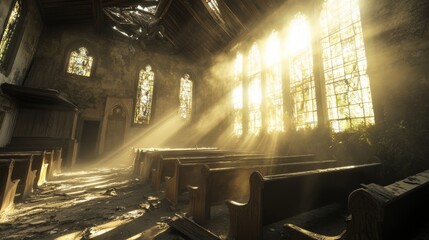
[1,164,428,240]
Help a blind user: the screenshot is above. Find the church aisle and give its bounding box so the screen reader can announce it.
[0,165,179,240]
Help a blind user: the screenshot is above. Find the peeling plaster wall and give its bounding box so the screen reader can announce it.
[0,0,43,146]
[25,25,206,155]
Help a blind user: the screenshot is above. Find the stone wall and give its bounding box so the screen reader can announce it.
[0,0,43,146]
[25,25,207,157]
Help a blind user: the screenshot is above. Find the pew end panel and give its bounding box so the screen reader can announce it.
[347,169,429,240]
[227,163,382,240]
[0,161,21,213]
[226,171,264,240]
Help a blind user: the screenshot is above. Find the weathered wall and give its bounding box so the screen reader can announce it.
[0,0,43,146]
[361,0,429,125]
[25,25,206,158]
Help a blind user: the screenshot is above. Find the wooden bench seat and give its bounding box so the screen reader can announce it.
[283,168,429,240]
[132,147,218,178]
[0,160,20,213]
[226,163,382,240]
[153,153,265,191]
[141,149,231,183]
[188,159,338,223]
[165,154,315,206]
[0,151,49,187]
[347,168,429,240]
[52,147,63,175]
[0,156,37,200]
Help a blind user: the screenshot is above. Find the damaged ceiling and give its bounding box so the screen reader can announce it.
[35,0,285,60]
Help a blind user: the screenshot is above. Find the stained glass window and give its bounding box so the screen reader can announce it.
[179,74,193,120]
[67,47,94,77]
[265,31,284,133]
[286,13,318,130]
[134,65,155,125]
[248,43,262,135]
[320,0,374,132]
[0,0,22,71]
[232,53,243,136]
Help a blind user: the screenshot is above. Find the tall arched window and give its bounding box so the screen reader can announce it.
[0,0,24,74]
[265,31,284,133]
[134,65,155,125]
[247,43,262,135]
[287,13,318,130]
[232,53,243,136]
[179,74,193,121]
[320,0,374,132]
[67,47,94,77]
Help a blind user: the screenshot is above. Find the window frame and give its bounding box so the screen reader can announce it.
[230,0,375,136]
[132,64,156,127]
[0,0,26,76]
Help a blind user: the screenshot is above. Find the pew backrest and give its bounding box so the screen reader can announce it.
[226,163,383,240]
[347,169,429,240]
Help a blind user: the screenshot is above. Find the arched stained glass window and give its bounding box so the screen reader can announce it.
[179,74,193,121]
[134,65,155,125]
[0,0,23,73]
[320,0,374,132]
[67,47,94,77]
[287,13,318,130]
[232,53,243,136]
[265,31,284,133]
[247,43,262,135]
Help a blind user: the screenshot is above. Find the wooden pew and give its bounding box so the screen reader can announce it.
[188,159,338,223]
[165,154,315,206]
[52,148,63,175]
[45,150,55,180]
[133,147,218,178]
[226,163,382,240]
[141,149,230,184]
[0,160,20,212]
[0,151,49,187]
[0,156,37,200]
[153,153,265,192]
[347,168,429,240]
[283,169,429,240]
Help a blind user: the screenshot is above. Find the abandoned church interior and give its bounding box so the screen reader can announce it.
[1,0,429,239]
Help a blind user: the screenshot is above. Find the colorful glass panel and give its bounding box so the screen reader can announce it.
[0,0,21,67]
[265,31,284,133]
[287,13,318,130]
[179,74,193,120]
[134,65,155,125]
[320,0,374,132]
[67,47,93,77]
[232,53,243,136]
[248,43,262,135]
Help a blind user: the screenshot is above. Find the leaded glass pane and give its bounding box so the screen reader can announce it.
[134,65,155,125]
[67,47,93,77]
[265,31,284,133]
[287,13,318,130]
[320,0,374,132]
[179,74,193,120]
[248,43,262,135]
[0,0,21,66]
[232,53,243,136]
